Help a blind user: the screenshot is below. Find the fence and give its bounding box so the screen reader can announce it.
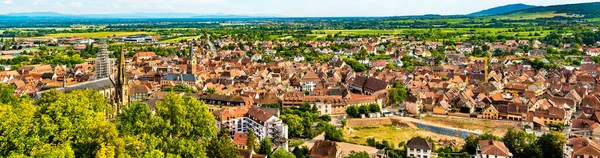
[415,123,477,138]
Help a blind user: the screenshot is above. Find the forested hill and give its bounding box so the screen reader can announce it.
[470,3,536,16]
[507,2,600,17]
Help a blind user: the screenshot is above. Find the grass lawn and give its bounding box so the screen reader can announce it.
[421,115,521,136]
[345,125,464,150]
[289,139,305,148]
[43,32,155,38]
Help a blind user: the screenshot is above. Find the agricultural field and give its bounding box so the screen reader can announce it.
[420,115,522,136]
[160,35,202,43]
[345,125,464,150]
[42,32,155,38]
[491,12,583,20]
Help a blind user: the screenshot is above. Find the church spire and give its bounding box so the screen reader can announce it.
[114,45,128,113]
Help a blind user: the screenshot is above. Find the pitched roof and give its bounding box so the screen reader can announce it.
[310,140,340,158]
[364,77,388,92]
[479,140,512,157]
[246,106,274,123]
[406,137,432,150]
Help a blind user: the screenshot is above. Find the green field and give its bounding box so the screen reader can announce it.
[43,32,155,38]
[160,35,202,43]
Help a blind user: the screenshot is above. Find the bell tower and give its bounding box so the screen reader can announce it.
[187,43,197,74]
[114,46,129,113]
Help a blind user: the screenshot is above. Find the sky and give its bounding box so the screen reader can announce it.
[1,0,599,17]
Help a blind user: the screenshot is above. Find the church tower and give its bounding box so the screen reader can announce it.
[114,46,129,113]
[187,43,197,74]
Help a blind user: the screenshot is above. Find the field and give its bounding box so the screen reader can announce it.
[420,115,521,136]
[345,125,464,150]
[491,12,583,20]
[42,32,155,38]
[160,35,202,43]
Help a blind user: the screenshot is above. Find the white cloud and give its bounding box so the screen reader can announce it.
[2,0,13,4]
[32,1,39,5]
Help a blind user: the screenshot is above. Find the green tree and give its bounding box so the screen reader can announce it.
[346,106,360,118]
[118,102,154,135]
[502,129,537,158]
[292,146,309,158]
[271,148,296,158]
[258,138,274,155]
[368,104,381,113]
[388,83,408,105]
[0,84,18,104]
[345,151,370,158]
[358,105,369,114]
[324,125,344,142]
[246,130,258,151]
[281,114,305,137]
[536,132,565,158]
[206,128,242,158]
[206,87,217,94]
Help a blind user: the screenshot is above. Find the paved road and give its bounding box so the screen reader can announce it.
[205,34,217,54]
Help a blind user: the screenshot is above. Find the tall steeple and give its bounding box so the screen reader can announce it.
[114,46,129,113]
[187,43,197,74]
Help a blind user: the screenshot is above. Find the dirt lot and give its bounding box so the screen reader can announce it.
[420,115,522,136]
[344,125,464,150]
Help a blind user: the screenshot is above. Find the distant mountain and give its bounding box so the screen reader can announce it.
[470,3,536,16]
[2,12,280,19]
[508,2,600,18]
[5,12,68,17]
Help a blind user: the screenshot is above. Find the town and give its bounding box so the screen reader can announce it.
[2,1,600,158]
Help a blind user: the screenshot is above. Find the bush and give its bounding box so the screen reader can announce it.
[319,115,331,122]
[346,106,360,118]
[459,106,471,113]
[368,104,381,113]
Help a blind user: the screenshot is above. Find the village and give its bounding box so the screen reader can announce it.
[1,32,600,158]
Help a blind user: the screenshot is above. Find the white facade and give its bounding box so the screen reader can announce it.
[406,147,434,158]
[301,81,316,91]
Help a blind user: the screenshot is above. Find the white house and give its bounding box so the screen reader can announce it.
[406,137,436,158]
[214,106,289,151]
[301,72,319,91]
[476,140,512,158]
[251,54,262,61]
[294,55,305,62]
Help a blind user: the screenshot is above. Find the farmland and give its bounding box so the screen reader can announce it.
[42,32,155,38]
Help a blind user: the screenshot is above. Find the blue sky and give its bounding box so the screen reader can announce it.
[1,0,599,16]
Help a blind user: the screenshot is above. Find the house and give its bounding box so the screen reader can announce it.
[478,105,499,120]
[528,49,547,56]
[73,44,87,50]
[160,73,199,86]
[251,54,262,61]
[587,48,600,56]
[134,52,157,60]
[301,72,320,91]
[566,137,600,158]
[371,60,387,70]
[363,77,389,95]
[406,137,436,158]
[239,149,267,158]
[534,106,567,125]
[433,100,451,115]
[405,96,422,116]
[294,55,305,62]
[213,106,289,148]
[477,140,512,158]
[310,140,342,158]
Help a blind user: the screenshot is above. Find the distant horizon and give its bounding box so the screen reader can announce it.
[1,0,599,17]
